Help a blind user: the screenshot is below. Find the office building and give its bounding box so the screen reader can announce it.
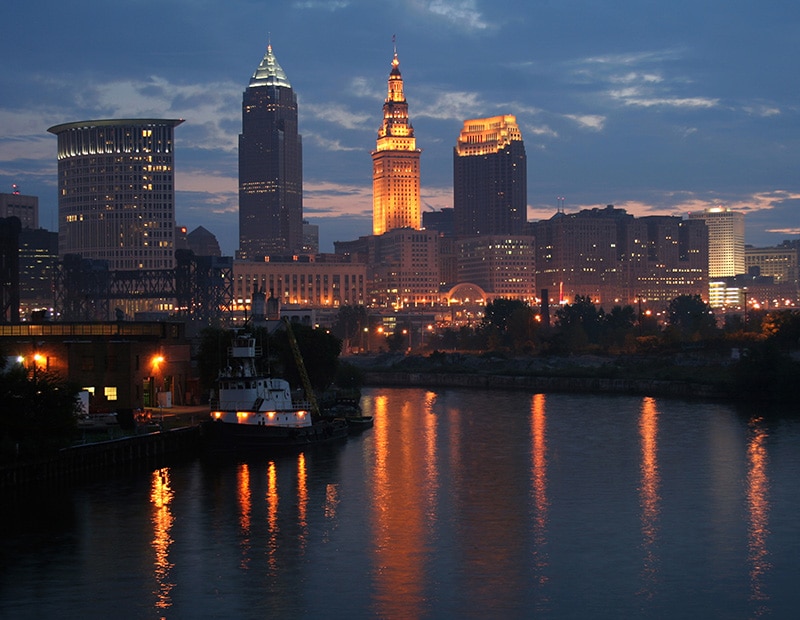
[0,189,38,229]
[233,256,367,308]
[18,227,59,317]
[688,207,745,278]
[372,48,421,235]
[458,236,536,299]
[238,44,303,259]
[186,226,222,257]
[47,118,183,271]
[529,205,708,307]
[454,115,527,237]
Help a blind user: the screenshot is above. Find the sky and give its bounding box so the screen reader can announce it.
[2,0,799,255]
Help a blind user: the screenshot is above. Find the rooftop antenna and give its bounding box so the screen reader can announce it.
[557,196,565,213]
[393,33,397,55]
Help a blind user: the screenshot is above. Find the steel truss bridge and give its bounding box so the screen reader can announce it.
[54,250,234,324]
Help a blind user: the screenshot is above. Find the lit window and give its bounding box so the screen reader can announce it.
[104,387,118,401]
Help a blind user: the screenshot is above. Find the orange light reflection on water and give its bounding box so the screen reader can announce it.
[266,461,279,573]
[530,394,549,594]
[237,462,252,569]
[638,396,661,598]
[297,452,309,550]
[370,391,433,618]
[150,467,174,611]
[746,416,770,613]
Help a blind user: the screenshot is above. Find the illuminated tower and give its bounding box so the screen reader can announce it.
[47,118,183,270]
[239,44,303,260]
[454,115,527,237]
[372,47,421,236]
[688,207,745,277]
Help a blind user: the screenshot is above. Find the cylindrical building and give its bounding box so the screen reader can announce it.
[48,118,184,271]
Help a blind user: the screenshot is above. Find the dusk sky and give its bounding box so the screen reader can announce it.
[2,0,799,255]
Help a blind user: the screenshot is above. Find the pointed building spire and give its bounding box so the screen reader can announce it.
[249,42,291,88]
[372,40,421,235]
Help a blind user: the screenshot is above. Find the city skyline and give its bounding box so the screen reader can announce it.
[2,1,799,256]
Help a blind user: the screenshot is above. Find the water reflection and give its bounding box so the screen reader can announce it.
[266,461,279,573]
[237,463,252,568]
[746,416,771,615]
[150,467,174,611]
[530,393,549,602]
[297,453,309,550]
[638,397,661,598]
[370,391,433,618]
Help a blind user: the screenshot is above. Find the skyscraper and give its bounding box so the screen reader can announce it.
[238,44,303,260]
[372,47,421,236]
[47,118,183,271]
[1,188,38,229]
[688,207,745,278]
[453,115,527,237]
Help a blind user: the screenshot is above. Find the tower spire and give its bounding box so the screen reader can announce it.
[372,44,421,236]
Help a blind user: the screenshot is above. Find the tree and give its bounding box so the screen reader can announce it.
[482,298,528,333]
[761,310,800,351]
[271,323,342,393]
[667,295,716,339]
[554,295,604,351]
[602,305,637,350]
[196,327,233,392]
[331,305,368,350]
[0,366,80,462]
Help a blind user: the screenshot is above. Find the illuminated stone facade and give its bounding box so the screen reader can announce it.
[372,50,421,235]
[239,44,303,259]
[233,257,367,308]
[48,119,183,271]
[454,115,527,237]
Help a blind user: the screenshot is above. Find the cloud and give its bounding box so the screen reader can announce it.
[415,90,486,120]
[424,0,489,31]
[292,0,350,9]
[610,91,719,109]
[303,180,373,218]
[349,77,383,100]
[176,170,237,197]
[563,114,605,131]
[303,102,372,130]
[307,133,364,152]
[743,104,781,117]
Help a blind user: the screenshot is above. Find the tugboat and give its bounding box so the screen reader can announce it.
[202,325,348,452]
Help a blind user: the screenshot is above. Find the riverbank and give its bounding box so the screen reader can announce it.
[350,351,732,399]
[362,371,724,399]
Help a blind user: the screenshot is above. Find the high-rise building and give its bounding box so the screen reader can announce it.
[372,48,421,236]
[0,189,38,229]
[47,119,183,271]
[454,115,527,237]
[458,236,536,299]
[238,44,303,260]
[18,227,59,317]
[688,207,745,278]
[529,205,707,307]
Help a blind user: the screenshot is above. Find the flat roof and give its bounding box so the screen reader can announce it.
[47,119,185,134]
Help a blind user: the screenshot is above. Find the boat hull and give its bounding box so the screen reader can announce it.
[201,418,349,454]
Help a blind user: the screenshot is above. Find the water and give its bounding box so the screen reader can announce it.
[2,388,799,619]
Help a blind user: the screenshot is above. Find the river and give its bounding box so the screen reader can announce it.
[2,387,799,619]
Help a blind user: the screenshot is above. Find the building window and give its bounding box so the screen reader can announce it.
[104,386,118,401]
